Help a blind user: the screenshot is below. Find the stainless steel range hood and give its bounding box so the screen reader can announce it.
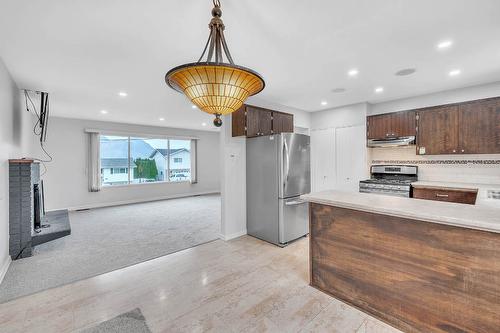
[367,136,415,148]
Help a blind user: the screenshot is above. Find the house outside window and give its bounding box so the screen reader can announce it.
[99,135,193,186]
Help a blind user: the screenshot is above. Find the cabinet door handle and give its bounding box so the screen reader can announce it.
[436,194,449,198]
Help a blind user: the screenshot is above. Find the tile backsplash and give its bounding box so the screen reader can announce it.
[369,146,500,184]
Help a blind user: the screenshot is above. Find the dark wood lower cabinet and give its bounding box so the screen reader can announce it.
[412,186,477,205]
[310,203,500,333]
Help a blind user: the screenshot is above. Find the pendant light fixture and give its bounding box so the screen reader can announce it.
[165,0,265,127]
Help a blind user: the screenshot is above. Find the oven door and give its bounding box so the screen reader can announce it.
[359,184,410,197]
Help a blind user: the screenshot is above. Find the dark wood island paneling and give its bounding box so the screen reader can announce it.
[309,202,500,333]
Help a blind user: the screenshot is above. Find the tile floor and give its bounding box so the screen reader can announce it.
[0,236,402,333]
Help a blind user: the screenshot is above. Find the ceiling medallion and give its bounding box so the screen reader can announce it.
[165,0,265,127]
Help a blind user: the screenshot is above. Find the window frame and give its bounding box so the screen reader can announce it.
[99,134,195,188]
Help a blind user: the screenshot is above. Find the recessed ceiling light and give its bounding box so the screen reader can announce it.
[159,117,165,121]
[437,40,453,49]
[118,91,128,97]
[348,69,359,77]
[192,105,197,109]
[100,110,108,114]
[202,122,207,126]
[331,88,346,93]
[374,87,384,93]
[449,69,461,77]
[321,101,328,106]
[395,68,416,76]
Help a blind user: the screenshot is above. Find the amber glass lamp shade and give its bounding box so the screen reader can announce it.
[165,62,265,116]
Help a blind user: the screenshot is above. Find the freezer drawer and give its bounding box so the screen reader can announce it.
[279,197,309,244]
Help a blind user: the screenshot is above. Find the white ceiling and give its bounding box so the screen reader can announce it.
[1,0,500,130]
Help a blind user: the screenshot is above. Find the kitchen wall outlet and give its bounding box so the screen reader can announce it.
[418,147,426,155]
[487,190,500,200]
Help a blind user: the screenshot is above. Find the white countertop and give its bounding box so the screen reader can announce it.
[411,180,500,190]
[301,190,500,234]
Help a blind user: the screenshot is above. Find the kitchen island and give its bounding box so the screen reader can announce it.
[301,190,500,333]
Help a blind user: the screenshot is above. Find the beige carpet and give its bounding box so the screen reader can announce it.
[0,194,220,303]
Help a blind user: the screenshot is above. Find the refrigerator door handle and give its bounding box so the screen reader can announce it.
[283,139,290,191]
[285,200,304,206]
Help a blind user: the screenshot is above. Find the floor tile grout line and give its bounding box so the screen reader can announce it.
[294,298,335,333]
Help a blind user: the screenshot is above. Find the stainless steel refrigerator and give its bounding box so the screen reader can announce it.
[247,133,311,246]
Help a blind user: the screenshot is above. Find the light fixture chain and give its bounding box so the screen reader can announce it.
[219,29,234,64]
[197,34,212,62]
[215,27,222,63]
[206,27,217,62]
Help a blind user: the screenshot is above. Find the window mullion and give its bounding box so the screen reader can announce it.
[167,139,171,182]
[128,136,131,184]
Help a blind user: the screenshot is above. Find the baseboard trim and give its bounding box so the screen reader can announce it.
[219,229,247,241]
[47,191,221,212]
[0,256,11,285]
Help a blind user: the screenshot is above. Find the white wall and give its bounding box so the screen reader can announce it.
[33,117,220,211]
[219,115,247,240]
[311,103,367,130]
[310,103,369,192]
[370,147,500,185]
[0,58,35,282]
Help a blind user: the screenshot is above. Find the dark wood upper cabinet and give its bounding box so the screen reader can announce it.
[367,114,392,139]
[415,97,500,155]
[231,105,246,137]
[367,110,416,139]
[231,105,294,137]
[417,105,459,155]
[245,106,261,138]
[272,111,294,134]
[391,110,416,137]
[254,107,273,137]
[458,98,500,154]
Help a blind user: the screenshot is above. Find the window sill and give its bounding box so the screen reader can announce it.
[102,180,192,189]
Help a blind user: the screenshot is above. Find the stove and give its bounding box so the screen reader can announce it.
[359,165,418,197]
